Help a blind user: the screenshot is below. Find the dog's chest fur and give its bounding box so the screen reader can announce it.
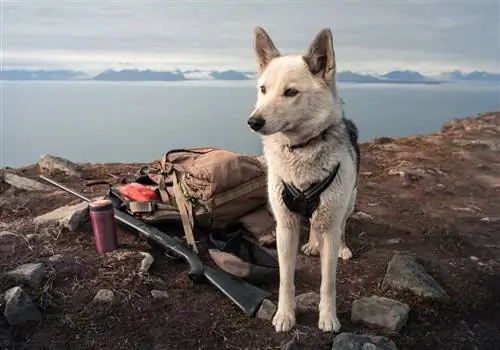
[262,132,347,192]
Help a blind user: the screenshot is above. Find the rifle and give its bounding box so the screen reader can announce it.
[38,175,270,317]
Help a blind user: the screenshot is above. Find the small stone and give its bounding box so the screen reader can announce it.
[386,238,401,244]
[351,296,410,332]
[481,217,500,223]
[331,333,398,350]
[33,201,89,231]
[93,289,114,303]
[150,290,169,299]
[382,253,448,299]
[3,173,53,192]
[6,263,46,287]
[295,292,320,313]
[469,256,479,261]
[256,299,277,321]
[453,207,476,214]
[39,154,82,178]
[138,252,154,276]
[48,254,64,263]
[351,211,374,220]
[3,286,42,326]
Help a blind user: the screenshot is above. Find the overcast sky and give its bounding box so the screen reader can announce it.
[2,0,499,74]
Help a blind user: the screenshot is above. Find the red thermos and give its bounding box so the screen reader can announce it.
[89,199,118,253]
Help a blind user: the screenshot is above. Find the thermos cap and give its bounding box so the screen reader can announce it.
[89,198,113,212]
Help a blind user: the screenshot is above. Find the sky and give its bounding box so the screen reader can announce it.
[1,0,499,75]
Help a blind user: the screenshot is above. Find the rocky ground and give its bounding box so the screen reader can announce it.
[1,111,500,350]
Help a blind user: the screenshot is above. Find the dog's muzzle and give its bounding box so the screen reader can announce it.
[247,116,265,131]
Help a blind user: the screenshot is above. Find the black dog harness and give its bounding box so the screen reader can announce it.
[282,162,340,218]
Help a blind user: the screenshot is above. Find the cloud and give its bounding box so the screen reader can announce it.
[2,0,499,74]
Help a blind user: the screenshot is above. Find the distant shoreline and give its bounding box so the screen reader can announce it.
[0,78,445,85]
[1,68,499,84]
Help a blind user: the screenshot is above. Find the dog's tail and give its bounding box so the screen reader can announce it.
[339,98,359,144]
[341,114,361,177]
[343,118,359,145]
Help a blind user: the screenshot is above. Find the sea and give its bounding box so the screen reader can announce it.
[1,80,499,168]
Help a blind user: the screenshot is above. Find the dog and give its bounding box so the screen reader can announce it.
[247,26,360,333]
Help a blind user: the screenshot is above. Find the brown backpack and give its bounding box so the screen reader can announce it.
[109,148,275,252]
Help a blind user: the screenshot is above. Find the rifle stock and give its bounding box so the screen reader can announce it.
[38,175,270,317]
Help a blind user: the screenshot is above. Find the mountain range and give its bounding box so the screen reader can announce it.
[1,68,499,84]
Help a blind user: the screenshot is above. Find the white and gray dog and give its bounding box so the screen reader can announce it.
[247,26,360,333]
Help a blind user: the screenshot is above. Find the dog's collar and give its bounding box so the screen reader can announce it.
[285,125,332,152]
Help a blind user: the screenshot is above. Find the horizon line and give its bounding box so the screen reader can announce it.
[2,66,498,77]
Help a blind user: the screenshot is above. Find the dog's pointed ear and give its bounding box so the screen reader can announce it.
[253,26,280,75]
[303,28,336,85]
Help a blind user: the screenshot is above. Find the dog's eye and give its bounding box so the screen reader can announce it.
[283,88,299,97]
[259,85,267,94]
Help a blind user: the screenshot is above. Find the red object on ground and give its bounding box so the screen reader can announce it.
[116,183,160,202]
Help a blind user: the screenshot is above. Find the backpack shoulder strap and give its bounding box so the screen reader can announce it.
[172,171,199,253]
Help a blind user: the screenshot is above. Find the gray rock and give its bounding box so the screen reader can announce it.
[6,263,46,287]
[351,296,410,332]
[150,290,169,299]
[93,289,114,303]
[3,286,42,326]
[33,201,89,231]
[3,173,53,192]
[295,292,320,312]
[331,333,398,350]
[39,154,82,178]
[256,299,277,321]
[48,254,64,263]
[382,253,448,299]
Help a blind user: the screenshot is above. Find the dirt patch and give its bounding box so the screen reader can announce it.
[1,112,500,350]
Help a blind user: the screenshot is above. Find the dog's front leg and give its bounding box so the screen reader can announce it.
[314,222,342,332]
[272,213,301,332]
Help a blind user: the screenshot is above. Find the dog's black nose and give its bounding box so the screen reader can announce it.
[247,117,265,131]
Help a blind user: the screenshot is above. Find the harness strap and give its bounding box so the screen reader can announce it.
[281,162,341,218]
[302,163,340,200]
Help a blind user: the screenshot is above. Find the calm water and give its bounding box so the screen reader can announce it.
[1,80,499,167]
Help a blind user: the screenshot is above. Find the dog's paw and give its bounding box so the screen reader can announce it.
[318,312,341,332]
[338,246,352,260]
[301,242,320,256]
[272,310,296,332]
